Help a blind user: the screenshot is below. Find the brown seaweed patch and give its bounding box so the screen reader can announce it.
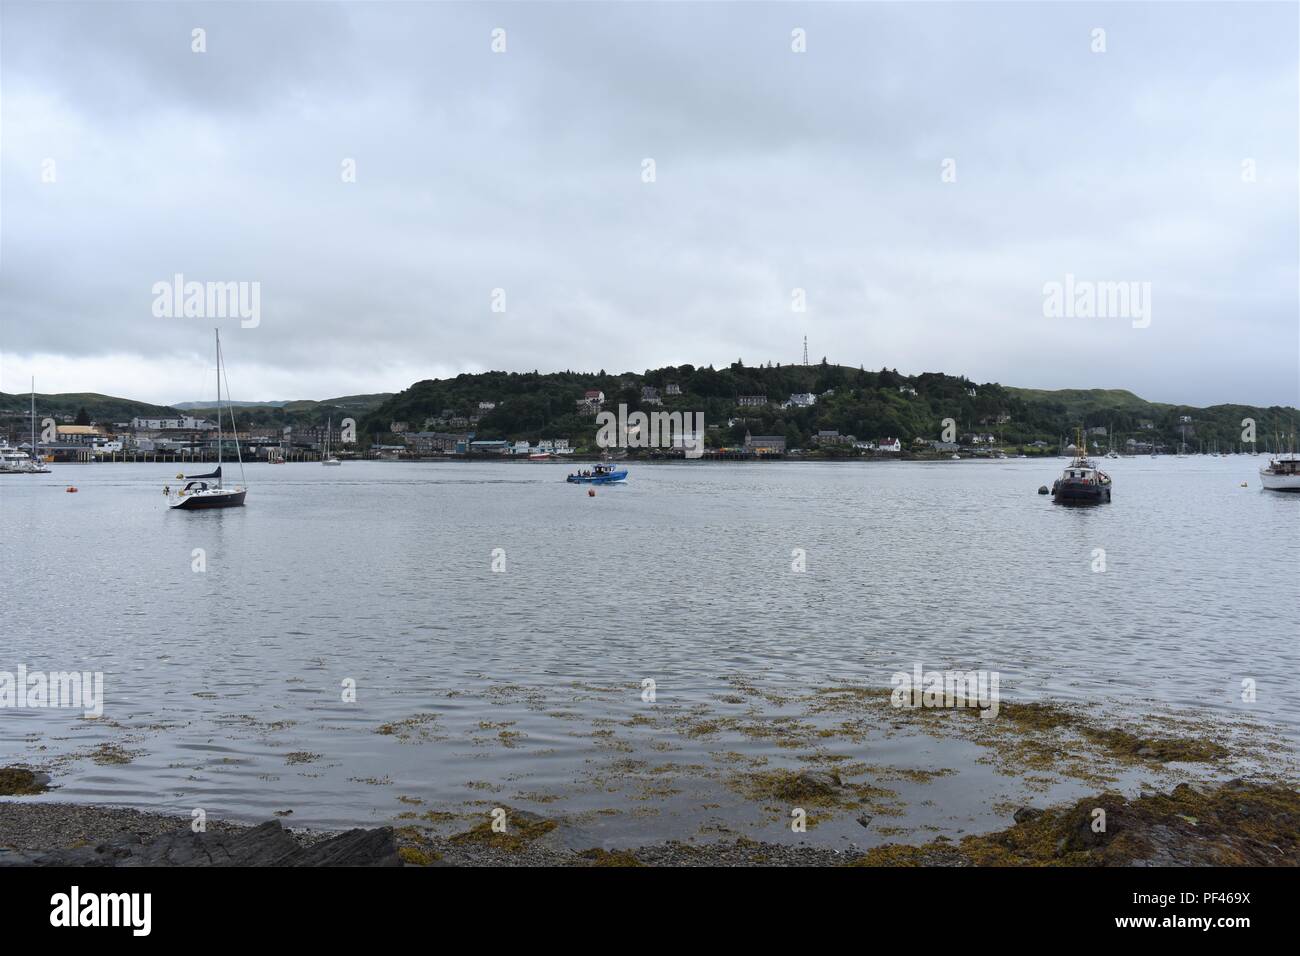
[858,779,1300,867]
[449,809,558,852]
[375,713,441,742]
[398,846,439,865]
[729,769,895,808]
[1079,726,1228,763]
[0,766,50,795]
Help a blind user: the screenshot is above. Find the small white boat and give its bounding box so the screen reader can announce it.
[322,416,341,465]
[2,380,52,473]
[951,454,961,460]
[0,440,34,473]
[1260,453,1300,493]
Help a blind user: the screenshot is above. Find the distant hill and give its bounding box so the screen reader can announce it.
[174,393,392,411]
[0,391,179,424]
[0,391,393,440]
[178,393,394,428]
[173,400,290,409]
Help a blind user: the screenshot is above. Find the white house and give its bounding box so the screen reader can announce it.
[876,437,902,453]
[130,416,214,431]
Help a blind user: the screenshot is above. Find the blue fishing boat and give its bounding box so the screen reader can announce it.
[566,463,628,484]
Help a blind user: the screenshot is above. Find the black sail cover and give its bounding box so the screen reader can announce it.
[184,466,221,480]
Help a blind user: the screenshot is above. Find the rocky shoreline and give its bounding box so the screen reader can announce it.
[3,775,1296,867]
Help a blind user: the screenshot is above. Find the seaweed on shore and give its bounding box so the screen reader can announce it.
[0,767,50,796]
[448,809,558,852]
[853,779,1300,867]
[728,768,895,809]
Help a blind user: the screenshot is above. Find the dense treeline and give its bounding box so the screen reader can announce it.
[359,362,1300,453]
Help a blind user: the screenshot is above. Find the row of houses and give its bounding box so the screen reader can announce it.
[14,417,362,460]
[396,427,573,457]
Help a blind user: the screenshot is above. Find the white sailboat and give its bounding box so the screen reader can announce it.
[322,415,341,466]
[167,330,247,509]
[2,379,53,474]
[26,379,51,472]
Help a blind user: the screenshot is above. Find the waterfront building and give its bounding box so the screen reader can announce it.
[743,431,786,455]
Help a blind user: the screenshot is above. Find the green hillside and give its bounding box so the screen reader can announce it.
[0,391,179,424]
[359,364,1299,454]
[182,393,393,428]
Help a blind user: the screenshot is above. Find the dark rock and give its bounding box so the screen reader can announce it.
[0,820,401,867]
[856,814,873,828]
[793,771,842,797]
[1012,806,1043,824]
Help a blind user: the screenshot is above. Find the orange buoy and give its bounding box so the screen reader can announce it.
[587,488,596,497]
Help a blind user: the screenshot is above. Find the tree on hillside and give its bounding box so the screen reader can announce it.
[75,406,90,426]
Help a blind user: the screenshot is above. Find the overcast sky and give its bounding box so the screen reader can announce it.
[2,1,1297,408]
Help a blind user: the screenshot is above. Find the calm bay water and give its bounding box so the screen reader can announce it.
[2,458,1297,844]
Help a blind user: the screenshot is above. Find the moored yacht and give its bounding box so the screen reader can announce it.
[321,415,341,466]
[169,465,247,509]
[26,380,51,472]
[1259,453,1300,493]
[2,380,53,473]
[167,330,247,510]
[0,440,34,473]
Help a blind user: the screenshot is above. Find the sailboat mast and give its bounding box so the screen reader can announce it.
[215,328,223,471]
[31,377,36,457]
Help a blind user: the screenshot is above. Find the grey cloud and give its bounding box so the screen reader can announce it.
[1,1,1295,406]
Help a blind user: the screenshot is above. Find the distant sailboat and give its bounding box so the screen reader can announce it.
[322,415,341,466]
[26,379,50,473]
[167,330,247,509]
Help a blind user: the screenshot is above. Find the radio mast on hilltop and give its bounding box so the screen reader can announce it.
[802,336,809,366]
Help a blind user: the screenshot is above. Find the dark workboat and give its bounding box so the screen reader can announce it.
[1051,432,1112,505]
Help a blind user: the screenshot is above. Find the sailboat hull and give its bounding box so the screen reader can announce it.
[170,489,246,510]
